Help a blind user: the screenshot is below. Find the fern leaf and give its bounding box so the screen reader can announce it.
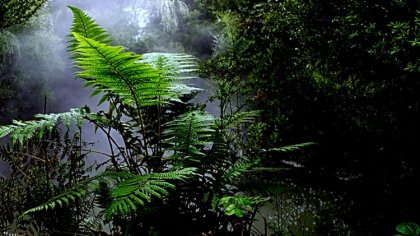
[142,53,198,77]
[0,108,88,145]
[222,158,258,183]
[141,53,202,97]
[219,110,261,129]
[67,6,111,51]
[164,111,215,162]
[71,33,172,109]
[99,168,195,219]
[20,182,93,218]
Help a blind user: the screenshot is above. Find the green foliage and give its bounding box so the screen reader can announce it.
[0,30,20,61]
[396,222,420,236]
[217,195,268,218]
[142,53,201,97]
[222,158,257,183]
[102,168,195,220]
[67,6,111,50]
[204,1,420,234]
[71,33,166,107]
[0,0,47,30]
[20,168,196,222]
[0,6,205,234]
[164,111,215,162]
[142,53,198,78]
[0,119,91,234]
[20,182,92,217]
[1,5,299,235]
[0,108,87,146]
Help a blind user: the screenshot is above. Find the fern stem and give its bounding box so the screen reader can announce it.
[106,127,121,171]
[73,9,90,38]
[185,114,193,155]
[157,95,162,155]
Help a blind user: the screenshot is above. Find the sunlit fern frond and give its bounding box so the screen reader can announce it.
[68,7,201,119]
[67,6,111,51]
[142,53,198,76]
[141,53,201,98]
[71,32,172,108]
[0,108,88,146]
[163,111,215,163]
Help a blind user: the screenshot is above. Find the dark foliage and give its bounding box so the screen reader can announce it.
[203,0,420,235]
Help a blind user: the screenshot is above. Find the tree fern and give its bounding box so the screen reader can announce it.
[68,7,199,104]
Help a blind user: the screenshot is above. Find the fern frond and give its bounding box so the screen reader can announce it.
[19,168,195,220]
[164,111,215,162]
[222,158,257,183]
[67,6,111,51]
[141,53,202,97]
[142,53,198,76]
[100,167,196,219]
[0,108,88,145]
[219,110,261,129]
[79,216,103,235]
[20,181,94,218]
[71,33,172,108]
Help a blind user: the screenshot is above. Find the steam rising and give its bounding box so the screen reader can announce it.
[0,0,218,176]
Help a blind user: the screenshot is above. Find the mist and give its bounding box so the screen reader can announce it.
[0,0,218,176]
[9,0,217,114]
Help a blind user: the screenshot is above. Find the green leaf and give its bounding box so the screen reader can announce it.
[396,222,420,236]
[0,109,87,145]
